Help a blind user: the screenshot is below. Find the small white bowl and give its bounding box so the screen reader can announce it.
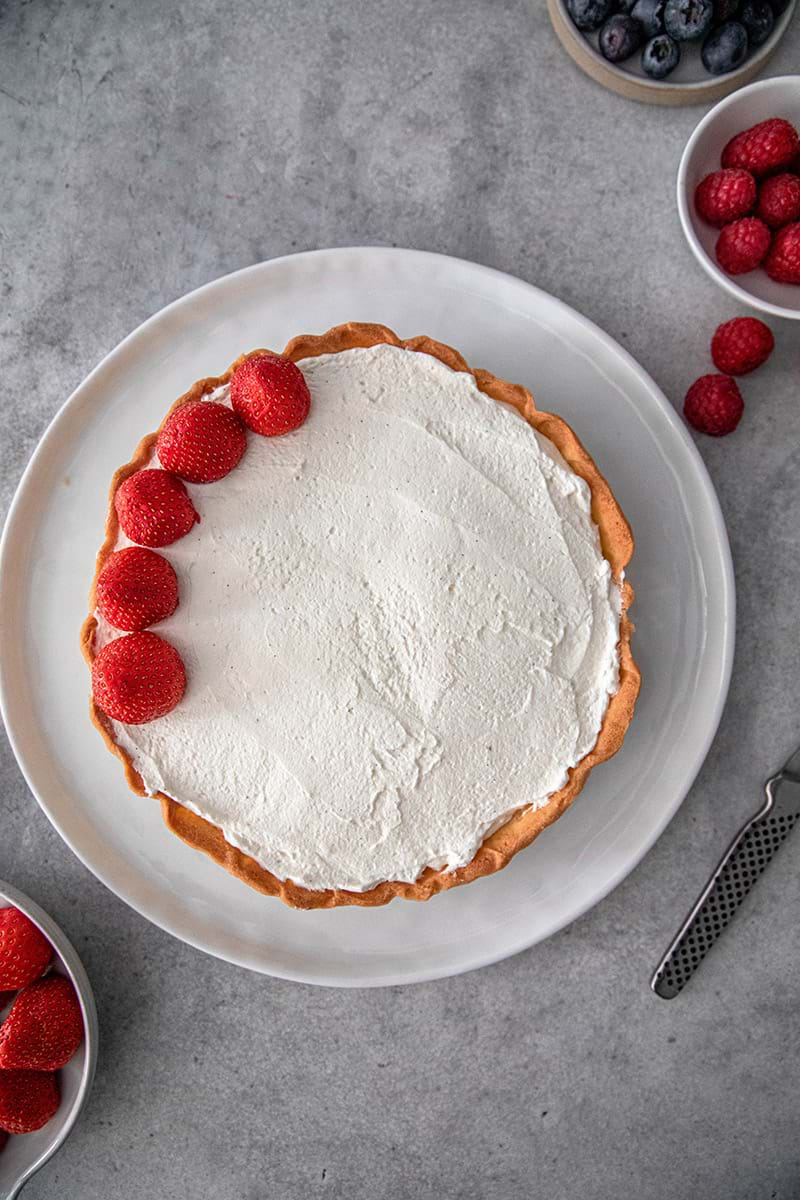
[678,75,800,320]
[0,881,97,1200]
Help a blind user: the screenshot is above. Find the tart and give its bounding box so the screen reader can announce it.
[81,322,640,909]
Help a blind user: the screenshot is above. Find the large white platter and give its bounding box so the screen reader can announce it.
[0,248,734,986]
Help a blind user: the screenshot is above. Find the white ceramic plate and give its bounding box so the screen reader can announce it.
[0,248,734,987]
[678,75,800,320]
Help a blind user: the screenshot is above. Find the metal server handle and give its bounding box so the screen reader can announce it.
[651,805,799,999]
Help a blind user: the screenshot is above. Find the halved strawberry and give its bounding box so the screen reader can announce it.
[230,355,311,436]
[92,631,186,724]
[96,547,179,632]
[0,1070,60,1135]
[115,470,199,548]
[0,975,84,1071]
[0,908,52,991]
[156,400,247,483]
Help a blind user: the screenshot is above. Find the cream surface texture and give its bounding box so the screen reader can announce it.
[97,344,622,892]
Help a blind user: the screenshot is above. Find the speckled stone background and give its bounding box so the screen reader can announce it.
[2,2,799,1197]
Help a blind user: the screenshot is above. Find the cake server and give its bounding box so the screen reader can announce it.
[651,743,800,999]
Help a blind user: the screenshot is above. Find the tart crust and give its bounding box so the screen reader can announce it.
[81,322,640,909]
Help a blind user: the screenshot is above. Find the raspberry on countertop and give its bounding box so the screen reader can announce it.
[711,317,774,376]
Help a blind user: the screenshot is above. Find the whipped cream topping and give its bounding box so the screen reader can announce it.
[96,344,621,892]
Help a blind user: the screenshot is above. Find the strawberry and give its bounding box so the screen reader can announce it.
[721,118,800,177]
[711,317,774,376]
[0,976,83,1071]
[715,217,771,275]
[96,547,179,632]
[0,1129,7,1152]
[764,221,800,283]
[684,374,744,437]
[230,355,311,436]
[0,909,52,990]
[694,169,756,227]
[115,469,199,548]
[156,400,246,483]
[756,172,800,229]
[92,631,186,724]
[0,1070,60,1135]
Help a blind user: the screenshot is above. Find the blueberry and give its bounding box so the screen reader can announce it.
[739,0,774,43]
[641,30,681,74]
[599,13,644,58]
[701,19,749,70]
[614,0,638,9]
[713,0,740,20]
[566,0,615,30]
[664,0,714,39]
[632,0,666,35]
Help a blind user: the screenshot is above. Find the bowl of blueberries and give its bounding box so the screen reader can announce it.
[549,0,796,104]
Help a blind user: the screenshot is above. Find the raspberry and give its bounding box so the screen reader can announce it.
[231,355,311,437]
[756,173,800,228]
[764,221,800,283]
[96,547,179,632]
[115,469,199,548]
[156,400,247,483]
[711,317,774,375]
[721,118,800,177]
[695,169,756,227]
[92,630,186,724]
[684,375,744,436]
[715,217,771,275]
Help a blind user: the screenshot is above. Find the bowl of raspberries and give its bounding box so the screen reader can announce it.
[679,76,800,318]
[0,881,97,1200]
[551,0,795,104]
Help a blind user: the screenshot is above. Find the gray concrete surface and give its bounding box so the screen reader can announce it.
[2,1,799,1197]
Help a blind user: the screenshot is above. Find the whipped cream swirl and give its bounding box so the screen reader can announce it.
[97,344,621,892]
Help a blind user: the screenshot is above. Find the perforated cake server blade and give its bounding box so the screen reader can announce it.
[651,743,800,999]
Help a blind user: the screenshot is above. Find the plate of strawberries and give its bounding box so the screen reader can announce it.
[679,75,800,319]
[0,882,96,1200]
